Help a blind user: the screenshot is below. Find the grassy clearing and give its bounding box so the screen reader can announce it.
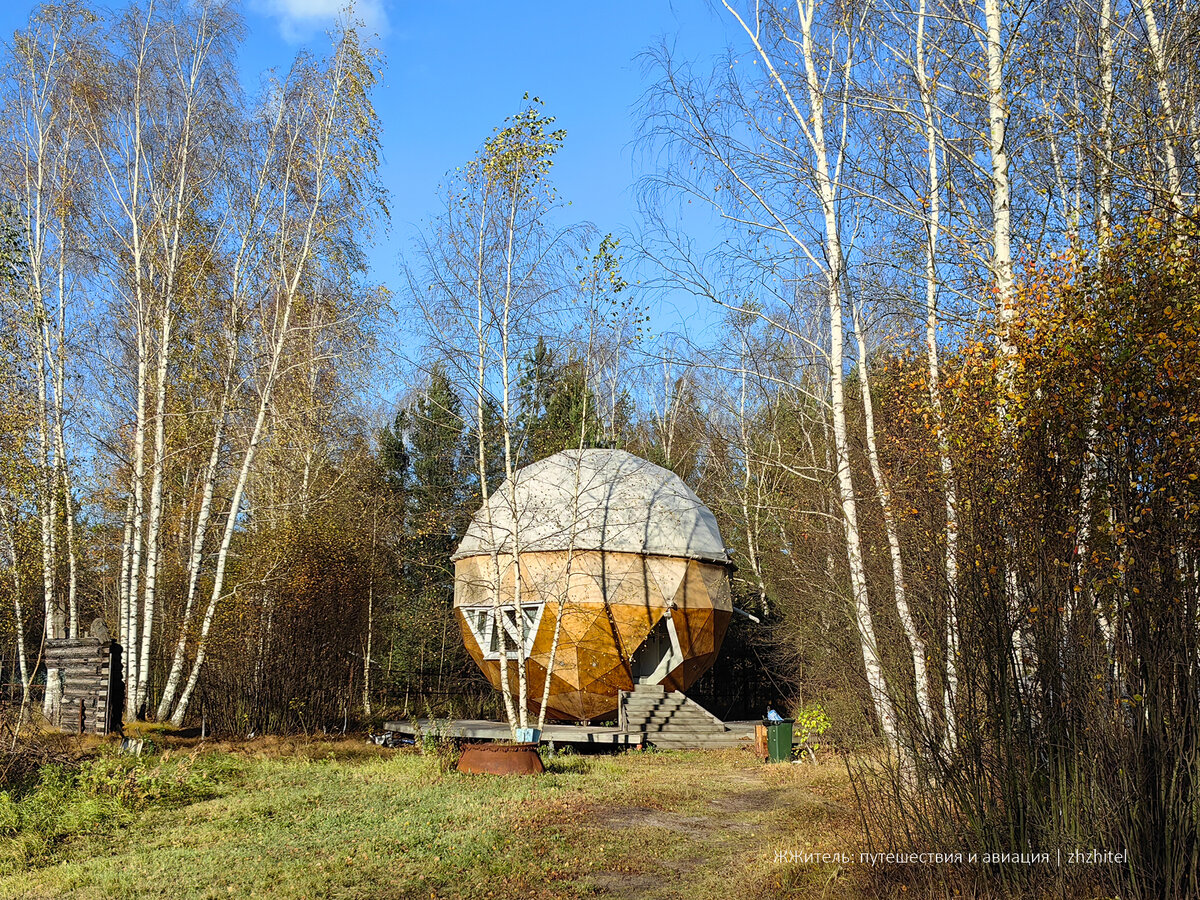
[0,740,865,900]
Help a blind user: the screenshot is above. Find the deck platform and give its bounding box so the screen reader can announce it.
[383,718,758,750]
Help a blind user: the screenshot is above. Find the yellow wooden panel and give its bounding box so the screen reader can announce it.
[671,608,714,658]
[674,560,714,611]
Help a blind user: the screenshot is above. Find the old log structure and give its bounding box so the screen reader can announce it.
[44,633,123,735]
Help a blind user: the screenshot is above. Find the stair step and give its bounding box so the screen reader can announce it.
[627,716,728,729]
[623,697,687,706]
[630,726,723,735]
[627,714,722,727]
[645,735,746,743]
[618,687,731,745]
[639,735,730,743]
[630,712,723,723]
[623,697,685,705]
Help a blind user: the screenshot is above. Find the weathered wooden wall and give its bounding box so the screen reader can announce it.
[44,639,123,735]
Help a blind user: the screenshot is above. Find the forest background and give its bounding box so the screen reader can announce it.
[0,0,1197,896]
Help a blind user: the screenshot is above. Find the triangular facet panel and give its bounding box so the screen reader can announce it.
[699,563,734,611]
[646,557,687,606]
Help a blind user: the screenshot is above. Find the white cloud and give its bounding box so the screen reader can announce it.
[254,0,389,44]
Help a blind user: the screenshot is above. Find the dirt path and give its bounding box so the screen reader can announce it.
[545,757,865,899]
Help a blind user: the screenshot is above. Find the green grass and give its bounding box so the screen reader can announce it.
[0,749,236,874]
[0,742,864,900]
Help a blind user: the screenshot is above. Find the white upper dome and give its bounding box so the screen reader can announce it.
[453,449,730,565]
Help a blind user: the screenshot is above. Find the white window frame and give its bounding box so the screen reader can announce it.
[461,603,544,660]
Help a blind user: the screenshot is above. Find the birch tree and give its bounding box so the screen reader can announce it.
[1,5,96,720]
[411,99,588,735]
[643,0,902,745]
[910,0,961,741]
[533,236,629,732]
[75,0,240,716]
[164,22,384,726]
[1132,0,1187,213]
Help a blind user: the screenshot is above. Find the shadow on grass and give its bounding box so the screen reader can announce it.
[542,754,593,775]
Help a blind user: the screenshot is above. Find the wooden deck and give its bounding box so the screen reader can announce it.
[383,718,758,749]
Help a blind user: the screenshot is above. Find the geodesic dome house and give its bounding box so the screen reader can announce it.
[452,449,733,722]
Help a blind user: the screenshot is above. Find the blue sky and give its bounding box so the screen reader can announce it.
[1,1,737,394]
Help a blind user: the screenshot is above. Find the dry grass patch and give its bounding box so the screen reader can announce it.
[0,742,866,900]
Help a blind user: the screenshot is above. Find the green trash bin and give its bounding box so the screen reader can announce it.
[764,719,794,763]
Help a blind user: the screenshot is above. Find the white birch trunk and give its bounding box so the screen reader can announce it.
[1,505,31,713]
[738,349,770,616]
[363,509,376,718]
[136,304,172,711]
[34,295,61,721]
[19,121,62,720]
[536,312,599,731]
[500,165,531,732]
[1097,0,1115,247]
[722,0,899,744]
[984,0,1015,355]
[172,282,298,726]
[170,375,278,726]
[1073,395,1114,650]
[170,42,373,723]
[125,324,148,713]
[137,16,210,716]
[54,421,78,640]
[851,301,935,728]
[801,0,897,746]
[535,452,585,732]
[156,353,233,720]
[915,0,960,747]
[49,229,77,639]
[983,0,1034,684]
[117,490,134,652]
[1134,0,1185,214]
[469,172,519,737]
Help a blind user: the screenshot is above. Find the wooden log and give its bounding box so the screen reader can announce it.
[62,676,108,691]
[61,667,107,678]
[61,690,104,702]
[62,694,104,706]
[45,646,107,659]
[45,639,109,652]
[60,666,107,679]
[57,669,107,682]
[45,651,108,665]
[46,638,108,648]
[62,691,104,703]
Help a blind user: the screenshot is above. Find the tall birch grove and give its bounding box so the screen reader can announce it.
[637,0,1197,893]
[0,1,385,726]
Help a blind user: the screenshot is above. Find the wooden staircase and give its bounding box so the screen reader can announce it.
[618,683,750,750]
